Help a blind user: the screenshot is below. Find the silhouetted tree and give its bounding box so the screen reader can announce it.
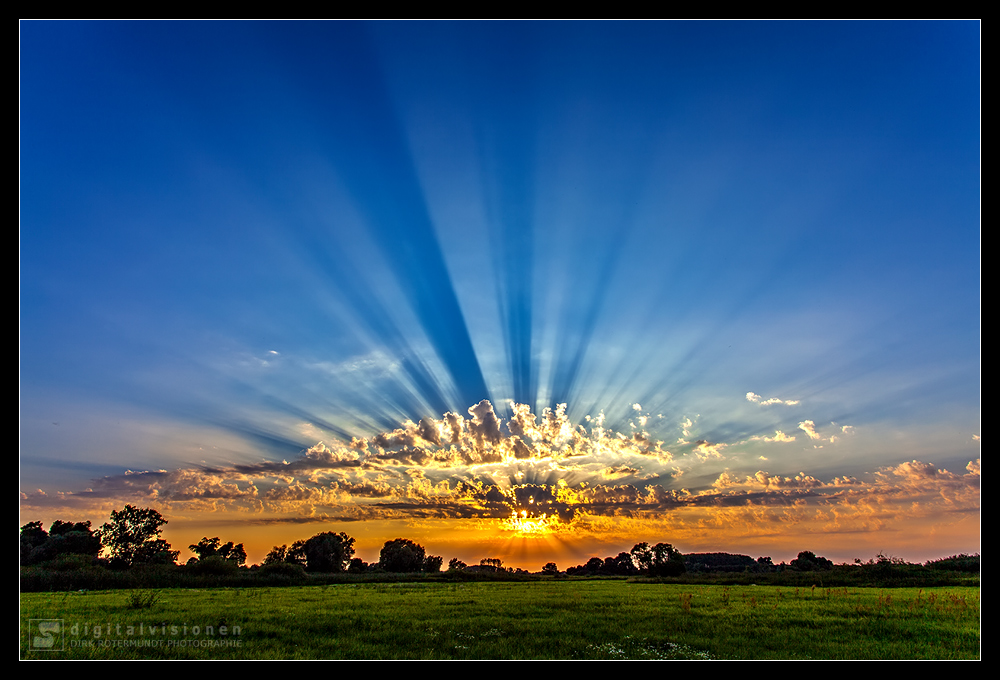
[97,505,178,567]
[630,542,653,572]
[423,555,443,573]
[630,541,685,576]
[608,552,637,575]
[789,551,833,571]
[299,532,355,572]
[49,520,91,536]
[379,539,426,572]
[448,558,467,571]
[262,543,306,566]
[263,544,292,565]
[649,542,685,576]
[482,558,503,569]
[541,562,559,575]
[189,537,247,566]
[20,521,49,566]
[20,520,102,566]
[51,522,100,559]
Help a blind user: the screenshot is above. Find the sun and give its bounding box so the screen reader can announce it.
[505,510,555,537]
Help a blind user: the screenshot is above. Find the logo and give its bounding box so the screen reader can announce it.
[29,619,64,651]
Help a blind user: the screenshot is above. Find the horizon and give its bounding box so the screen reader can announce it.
[20,20,980,573]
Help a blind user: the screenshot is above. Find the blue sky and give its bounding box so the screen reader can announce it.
[20,21,979,566]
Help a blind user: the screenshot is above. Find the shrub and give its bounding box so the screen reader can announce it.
[125,591,160,609]
[257,561,308,579]
[186,556,240,576]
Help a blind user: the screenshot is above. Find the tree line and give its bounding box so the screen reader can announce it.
[19,505,446,575]
[19,505,691,576]
[20,504,979,580]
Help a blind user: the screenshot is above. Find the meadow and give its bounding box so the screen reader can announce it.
[20,580,980,660]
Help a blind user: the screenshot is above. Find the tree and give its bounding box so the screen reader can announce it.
[47,521,101,561]
[789,551,833,571]
[448,558,467,571]
[262,543,305,566]
[20,520,102,566]
[607,552,637,575]
[20,521,49,566]
[189,537,247,566]
[96,505,178,567]
[649,542,685,576]
[541,562,559,575]
[423,555,443,573]
[190,536,222,559]
[379,538,426,572]
[263,544,288,565]
[300,532,355,572]
[49,520,93,536]
[630,542,653,572]
[630,541,685,576]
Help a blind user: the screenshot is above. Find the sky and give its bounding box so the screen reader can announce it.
[20,20,980,570]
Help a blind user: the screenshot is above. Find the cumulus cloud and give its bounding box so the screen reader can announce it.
[693,440,727,460]
[798,420,822,440]
[712,470,822,491]
[468,399,503,447]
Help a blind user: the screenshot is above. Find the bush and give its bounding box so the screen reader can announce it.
[186,556,240,576]
[36,554,100,572]
[125,591,160,609]
[257,561,308,579]
[925,554,980,572]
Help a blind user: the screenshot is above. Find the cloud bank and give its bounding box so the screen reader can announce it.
[22,400,979,553]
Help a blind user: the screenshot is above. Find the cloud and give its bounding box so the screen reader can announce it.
[750,430,796,443]
[746,392,800,406]
[467,399,503,447]
[798,420,822,440]
[693,440,727,460]
[712,470,822,491]
[601,465,640,479]
[18,401,980,553]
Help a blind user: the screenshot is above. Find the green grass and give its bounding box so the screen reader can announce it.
[20,581,980,660]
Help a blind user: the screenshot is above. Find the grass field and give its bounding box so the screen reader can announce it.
[20,581,980,660]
